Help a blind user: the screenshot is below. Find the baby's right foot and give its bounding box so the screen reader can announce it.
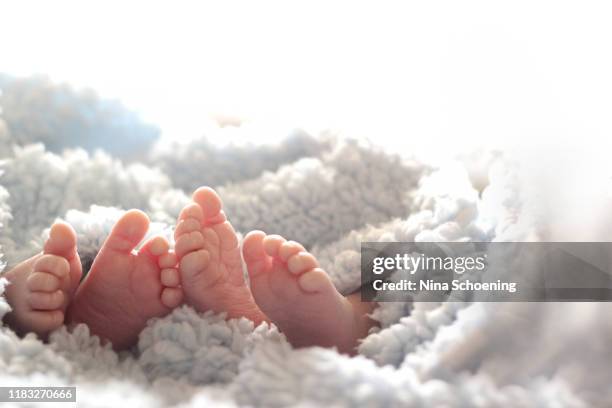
[2,222,82,338]
[67,210,183,350]
[242,231,375,355]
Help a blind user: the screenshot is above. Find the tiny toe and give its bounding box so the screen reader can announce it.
[263,235,286,257]
[178,203,204,224]
[141,235,170,258]
[175,218,202,239]
[179,249,211,278]
[287,251,319,275]
[175,231,205,259]
[159,252,178,269]
[34,255,70,280]
[279,240,306,262]
[26,272,61,292]
[28,290,65,310]
[193,187,224,220]
[161,268,180,287]
[44,221,77,259]
[297,268,332,293]
[161,287,184,308]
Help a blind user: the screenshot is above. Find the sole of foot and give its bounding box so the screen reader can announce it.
[242,230,374,355]
[3,222,82,338]
[174,186,266,324]
[66,210,183,350]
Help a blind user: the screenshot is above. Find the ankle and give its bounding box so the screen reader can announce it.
[346,291,378,347]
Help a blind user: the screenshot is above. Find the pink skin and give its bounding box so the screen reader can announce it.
[2,222,82,338]
[174,187,267,324]
[66,210,183,350]
[3,189,376,354]
[243,231,376,355]
[175,186,375,354]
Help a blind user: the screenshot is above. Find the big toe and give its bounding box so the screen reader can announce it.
[103,209,150,254]
[192,186,225,222]
[45,222,77,258]
[243,231,271,278]
[44,221,82,291]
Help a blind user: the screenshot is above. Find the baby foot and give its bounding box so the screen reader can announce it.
[174,187,266,324]
[243,231,374,354]
[66,210,183,350]
[3,222,82,338]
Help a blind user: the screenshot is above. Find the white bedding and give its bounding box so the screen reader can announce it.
[0,78,609,407]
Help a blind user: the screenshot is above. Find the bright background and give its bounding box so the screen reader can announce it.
[1,0,611,160]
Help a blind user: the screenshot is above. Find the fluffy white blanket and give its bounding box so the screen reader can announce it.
[0,77,610,407]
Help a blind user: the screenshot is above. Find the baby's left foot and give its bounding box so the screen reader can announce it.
[243,231,375,354]
[3,222,82,338]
